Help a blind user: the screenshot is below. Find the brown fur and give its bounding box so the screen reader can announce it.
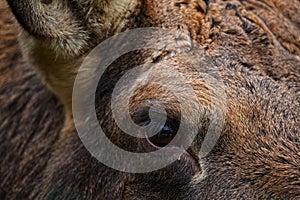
[1,0,299,199]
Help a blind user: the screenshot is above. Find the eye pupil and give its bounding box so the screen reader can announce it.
[157,126,173,138]
[148,124,177,148]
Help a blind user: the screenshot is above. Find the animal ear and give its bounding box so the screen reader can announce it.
[6,0,89,115]
[7,1,81,39]
[7,0,138,115]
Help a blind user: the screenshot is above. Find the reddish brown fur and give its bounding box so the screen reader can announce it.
[1,0,299,199]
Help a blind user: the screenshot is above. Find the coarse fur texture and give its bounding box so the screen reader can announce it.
[1,0,300,199]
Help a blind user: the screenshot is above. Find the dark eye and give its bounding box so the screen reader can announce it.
[146,121,179,148]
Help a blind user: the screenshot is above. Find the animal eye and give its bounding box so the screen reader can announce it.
[146,121,178,148]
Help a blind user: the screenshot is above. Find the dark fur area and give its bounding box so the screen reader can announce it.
[0,2,64,198]
[1,0,300,199]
